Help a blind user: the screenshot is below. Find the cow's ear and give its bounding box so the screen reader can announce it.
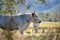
[32,13,35,17]
[32,11,35,17]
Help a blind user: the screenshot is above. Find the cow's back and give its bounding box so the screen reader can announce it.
[0,15,18,29]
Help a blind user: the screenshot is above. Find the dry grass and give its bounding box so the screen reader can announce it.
[0,22,60,40]
[40,22,60,27]
[25,22,60,33]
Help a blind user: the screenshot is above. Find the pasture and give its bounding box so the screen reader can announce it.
[0,22,60,40]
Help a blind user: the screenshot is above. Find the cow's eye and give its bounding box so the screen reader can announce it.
[34,18,37,20]
[36,16,37,17]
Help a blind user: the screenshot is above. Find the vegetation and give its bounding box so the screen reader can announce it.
[0,22,60,40]
[38,13,60,22]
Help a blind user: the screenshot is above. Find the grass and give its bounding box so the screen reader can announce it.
[25,22,60,33]
[0,22,60,40]
[40,22,60,27]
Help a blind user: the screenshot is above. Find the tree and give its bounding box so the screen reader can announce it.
[0,0,16,40]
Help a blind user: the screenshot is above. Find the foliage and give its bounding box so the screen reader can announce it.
[0,0,47,14]
[26,0,46,9]
[38,13,60,22]
[0,0,15,14]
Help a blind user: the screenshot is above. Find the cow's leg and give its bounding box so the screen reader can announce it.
[18,26,24,35]
[19,29,24,35]
[35,28,38,34]
[32,23,39,34]
[20,30,23,34]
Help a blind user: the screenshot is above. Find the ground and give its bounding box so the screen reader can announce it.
[0,22,60,40]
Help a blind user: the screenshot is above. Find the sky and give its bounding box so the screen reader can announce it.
[20,0,60,14]
[40,3,60,13]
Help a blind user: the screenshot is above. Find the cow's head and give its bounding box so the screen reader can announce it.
[31,11,41,23]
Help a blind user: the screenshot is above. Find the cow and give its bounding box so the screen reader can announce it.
[0,12,41,34]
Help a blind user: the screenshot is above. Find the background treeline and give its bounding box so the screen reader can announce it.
[38,12,60,22]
